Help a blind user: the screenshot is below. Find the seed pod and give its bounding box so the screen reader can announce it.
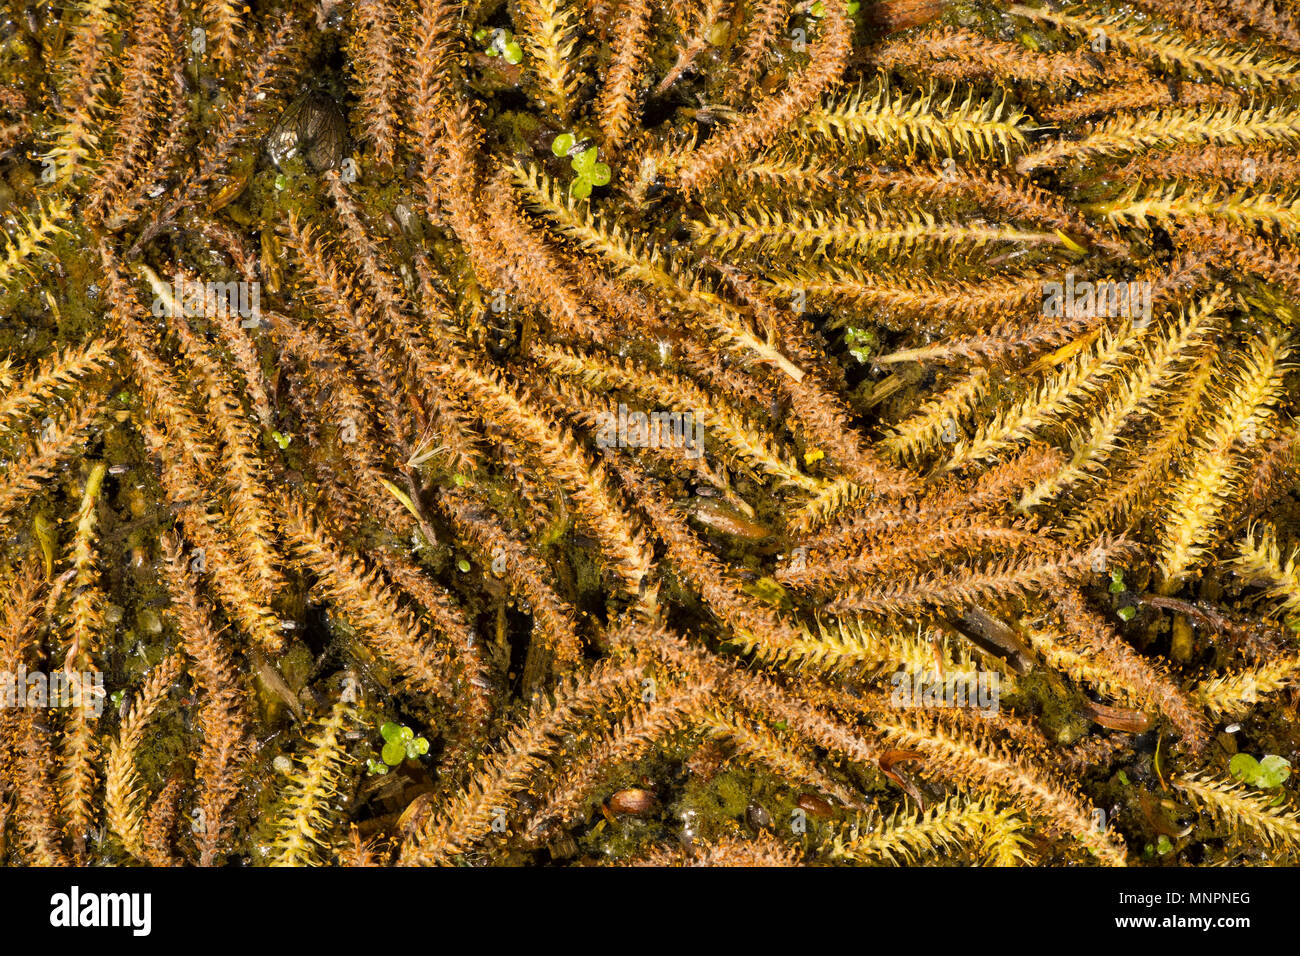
[607,788,657,816]
[208,162,253,212]
[796,792,833,819]
[261,229,283,294]
[688,497,772,539]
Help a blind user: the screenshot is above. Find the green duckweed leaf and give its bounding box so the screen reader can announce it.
[382,740,407,766]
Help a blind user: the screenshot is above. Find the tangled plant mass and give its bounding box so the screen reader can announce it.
[1,0,1300,867]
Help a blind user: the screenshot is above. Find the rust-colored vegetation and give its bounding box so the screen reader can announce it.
[1,0,1299,866]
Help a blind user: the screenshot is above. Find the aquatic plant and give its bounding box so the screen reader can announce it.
[1,0,1299,867]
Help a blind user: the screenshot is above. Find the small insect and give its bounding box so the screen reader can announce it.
[266,91,347,172]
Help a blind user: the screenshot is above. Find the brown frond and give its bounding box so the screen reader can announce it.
[348,0,401,166]
[159,535,251,866]
[441,361,655,595]
[282,500,461,706]
[105,652,185,862]
[596,0,653,153]
[669,0,852,193]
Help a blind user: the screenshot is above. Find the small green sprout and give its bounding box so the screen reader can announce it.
[456,557,471,573]
[1117,605,1136,622]
[844,327,876,364]
[1109,568,1125,594]
[366,758,389,776]
[552,133,610,198]
[1229,753,1291,789]
[1156,834,1173,856]
[552,132,576,157]
[379,721,429,767]
[1117,770,1130,786]
[270,430,292,450]
[475,27,522,64]
[110,689,125,709]
[570,146,610,199]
